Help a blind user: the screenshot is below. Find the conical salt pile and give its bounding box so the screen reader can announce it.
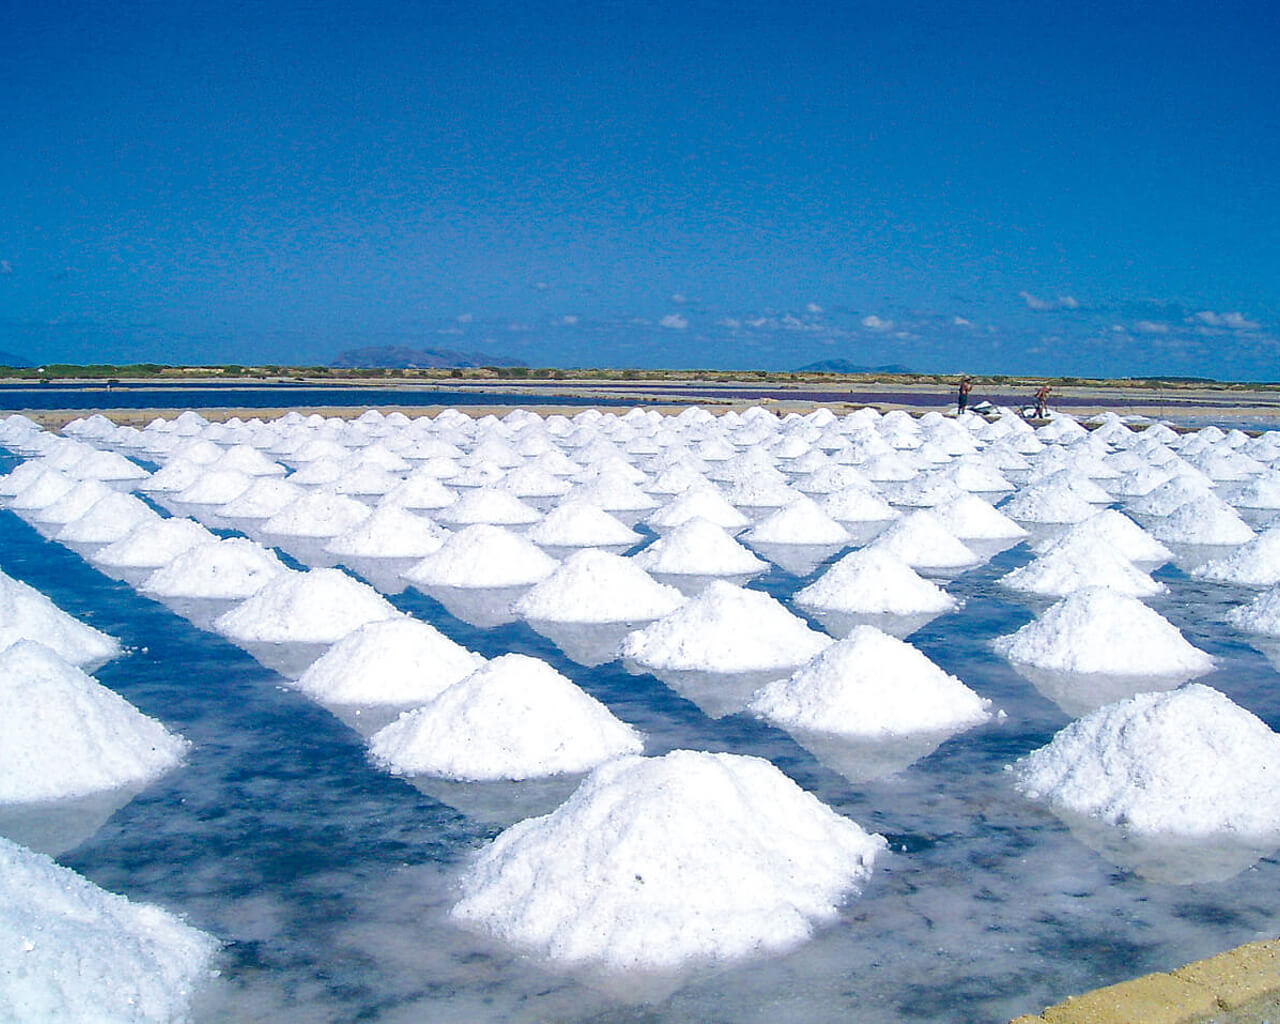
[213,568,402,644]
[630,517,767,576]
[794,547,957,616]
[0,571,121,667]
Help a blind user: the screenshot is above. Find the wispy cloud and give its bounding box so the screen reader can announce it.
[0,261,12,275]
[861,314,893,331]
[1192,310,1259,330]
[1020,290,1080,311]
[659,313,688,329]
[1132,320,1169,334]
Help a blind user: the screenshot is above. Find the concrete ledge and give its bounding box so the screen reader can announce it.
[1012,940,1280,1024]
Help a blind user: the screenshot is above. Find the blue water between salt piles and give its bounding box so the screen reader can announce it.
[2,450,1280,1023]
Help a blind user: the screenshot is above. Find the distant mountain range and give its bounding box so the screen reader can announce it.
[330,345,527,369]
[794,359,913,374]
[0,350,31,367]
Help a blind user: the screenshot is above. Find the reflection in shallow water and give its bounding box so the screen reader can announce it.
[0,786,142,856]
[1008,663,1197,718]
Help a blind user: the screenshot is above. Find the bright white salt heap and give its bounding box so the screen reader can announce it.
[1227,585,1280,636]
[435,487,542,527]
[215,476,305,519]
[741,495,852,546]
[292,618,485,706]
[213,568,402,644]
[1192,527,1280,587]
[0,834,218,1021]
[994,587,1214,676]
[1029,509,1172,566]
[0,571,122,667]
[323,503,449,559]
[56,492,159,544]
[869,509,981,572]
[140,538,289,600]
[524,500,641,549]
[512,549,684,624]
[449,749,885,970]
[1143,494,1256,546]
[91,517,217,569]
[0,641,188,802]
[403,524,557,589]
[630,517,767,576]
[620,580,831,674]
[929,492,1028,541]
[794,547,957,616]
[260,490,372,538]
[998,481,1098,524]
[749,626,992,737]
[646,487,750,533]
[999,537,1166,598]
[1011,684,1280,838]
[368,653,643,780]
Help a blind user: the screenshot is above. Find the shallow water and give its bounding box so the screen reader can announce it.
[2,450,1280,1023]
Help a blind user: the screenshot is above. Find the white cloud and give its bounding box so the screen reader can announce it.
[670,293,688,305]
[805,302,823,314]
[718,317,742,329]
[952,316,972,327]
[1133,320,1169,334]
[659,313,688,329]
[1020,291,1079,311]
[745,317,769,328]
[861,314,893,331]
[1193,310,1259,330]
[560,315,579,326]
[456,313,473,324]
[0,261,11,275]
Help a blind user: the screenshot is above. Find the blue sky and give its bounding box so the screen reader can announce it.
[3,0,1279,378]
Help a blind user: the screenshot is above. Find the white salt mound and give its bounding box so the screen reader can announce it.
[646,488,750,533]
[140,538,289,600]
[216,477,306,519]
[368,653,643,780]
[91,518,217,569]
[999,482,1098,524]
[1227,585,1280,637]
[56,492,159,544]
[1030,509,1172,565]
[742,496,852,546]
[292,618,485,706]
[1144,495,1256,546]
[450,749,885,969]
[512,549,684,624]
[524,500,641,548]
[213,568,402,644]
[0,835,218,1022]
[999,539,1166,599]
[930,492,1028,541]
[994,587,1214,676]
[403,524,558,589]
[818,485,900,523]
[630,517,767,576]
[260,490,372,538]
[324,504,449,559]
[620,580,832,673]
[0,571,121,667]
[794,547,957,616]
[749,626,991,736]
[0,641,188,802]
[869,510,981,571]
[1012,684,1280,837]
[1192,527,1280,586]
[435,487,542,526]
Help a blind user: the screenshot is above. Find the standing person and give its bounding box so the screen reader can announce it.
[1034,383,1051,419]
[956,376,973,415]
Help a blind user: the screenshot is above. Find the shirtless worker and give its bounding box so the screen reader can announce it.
[957,376,973,415]
[1034,383,1051,418]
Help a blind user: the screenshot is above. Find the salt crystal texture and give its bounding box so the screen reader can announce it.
[260,490,372,538]
[324,504,449,559]
[741,496,852,546]
[1012,685,1280,837]
[999,539,1166,598]
[869,510,981,571]
[630,517,767,576]
[368,653,643,780]
[647,488,750,533]
[0,572,121,667]
[524,501,641,549]
[91,517,217,569]
[435,487,542,526]
[213,568,402,643]
[0,641,188,802]
[512,549,684,624]
[1030,509,1172,565]
[449,749,884,969]
[994,587,1214,675]
[1227,585,1280,636]
[0,835,218,1021]
[403,524,558,588]
[216,477,305,519]
[749,626,991,736]
[56,492,159,544]
[1143,495,1256,545]
[998,482,1098,524]
[794,548,957,616]
[140,538,289,600]
[620,580,832,673]
[929,492,1028,541]
[293,618,485,706]
[1192,527,1280,586]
